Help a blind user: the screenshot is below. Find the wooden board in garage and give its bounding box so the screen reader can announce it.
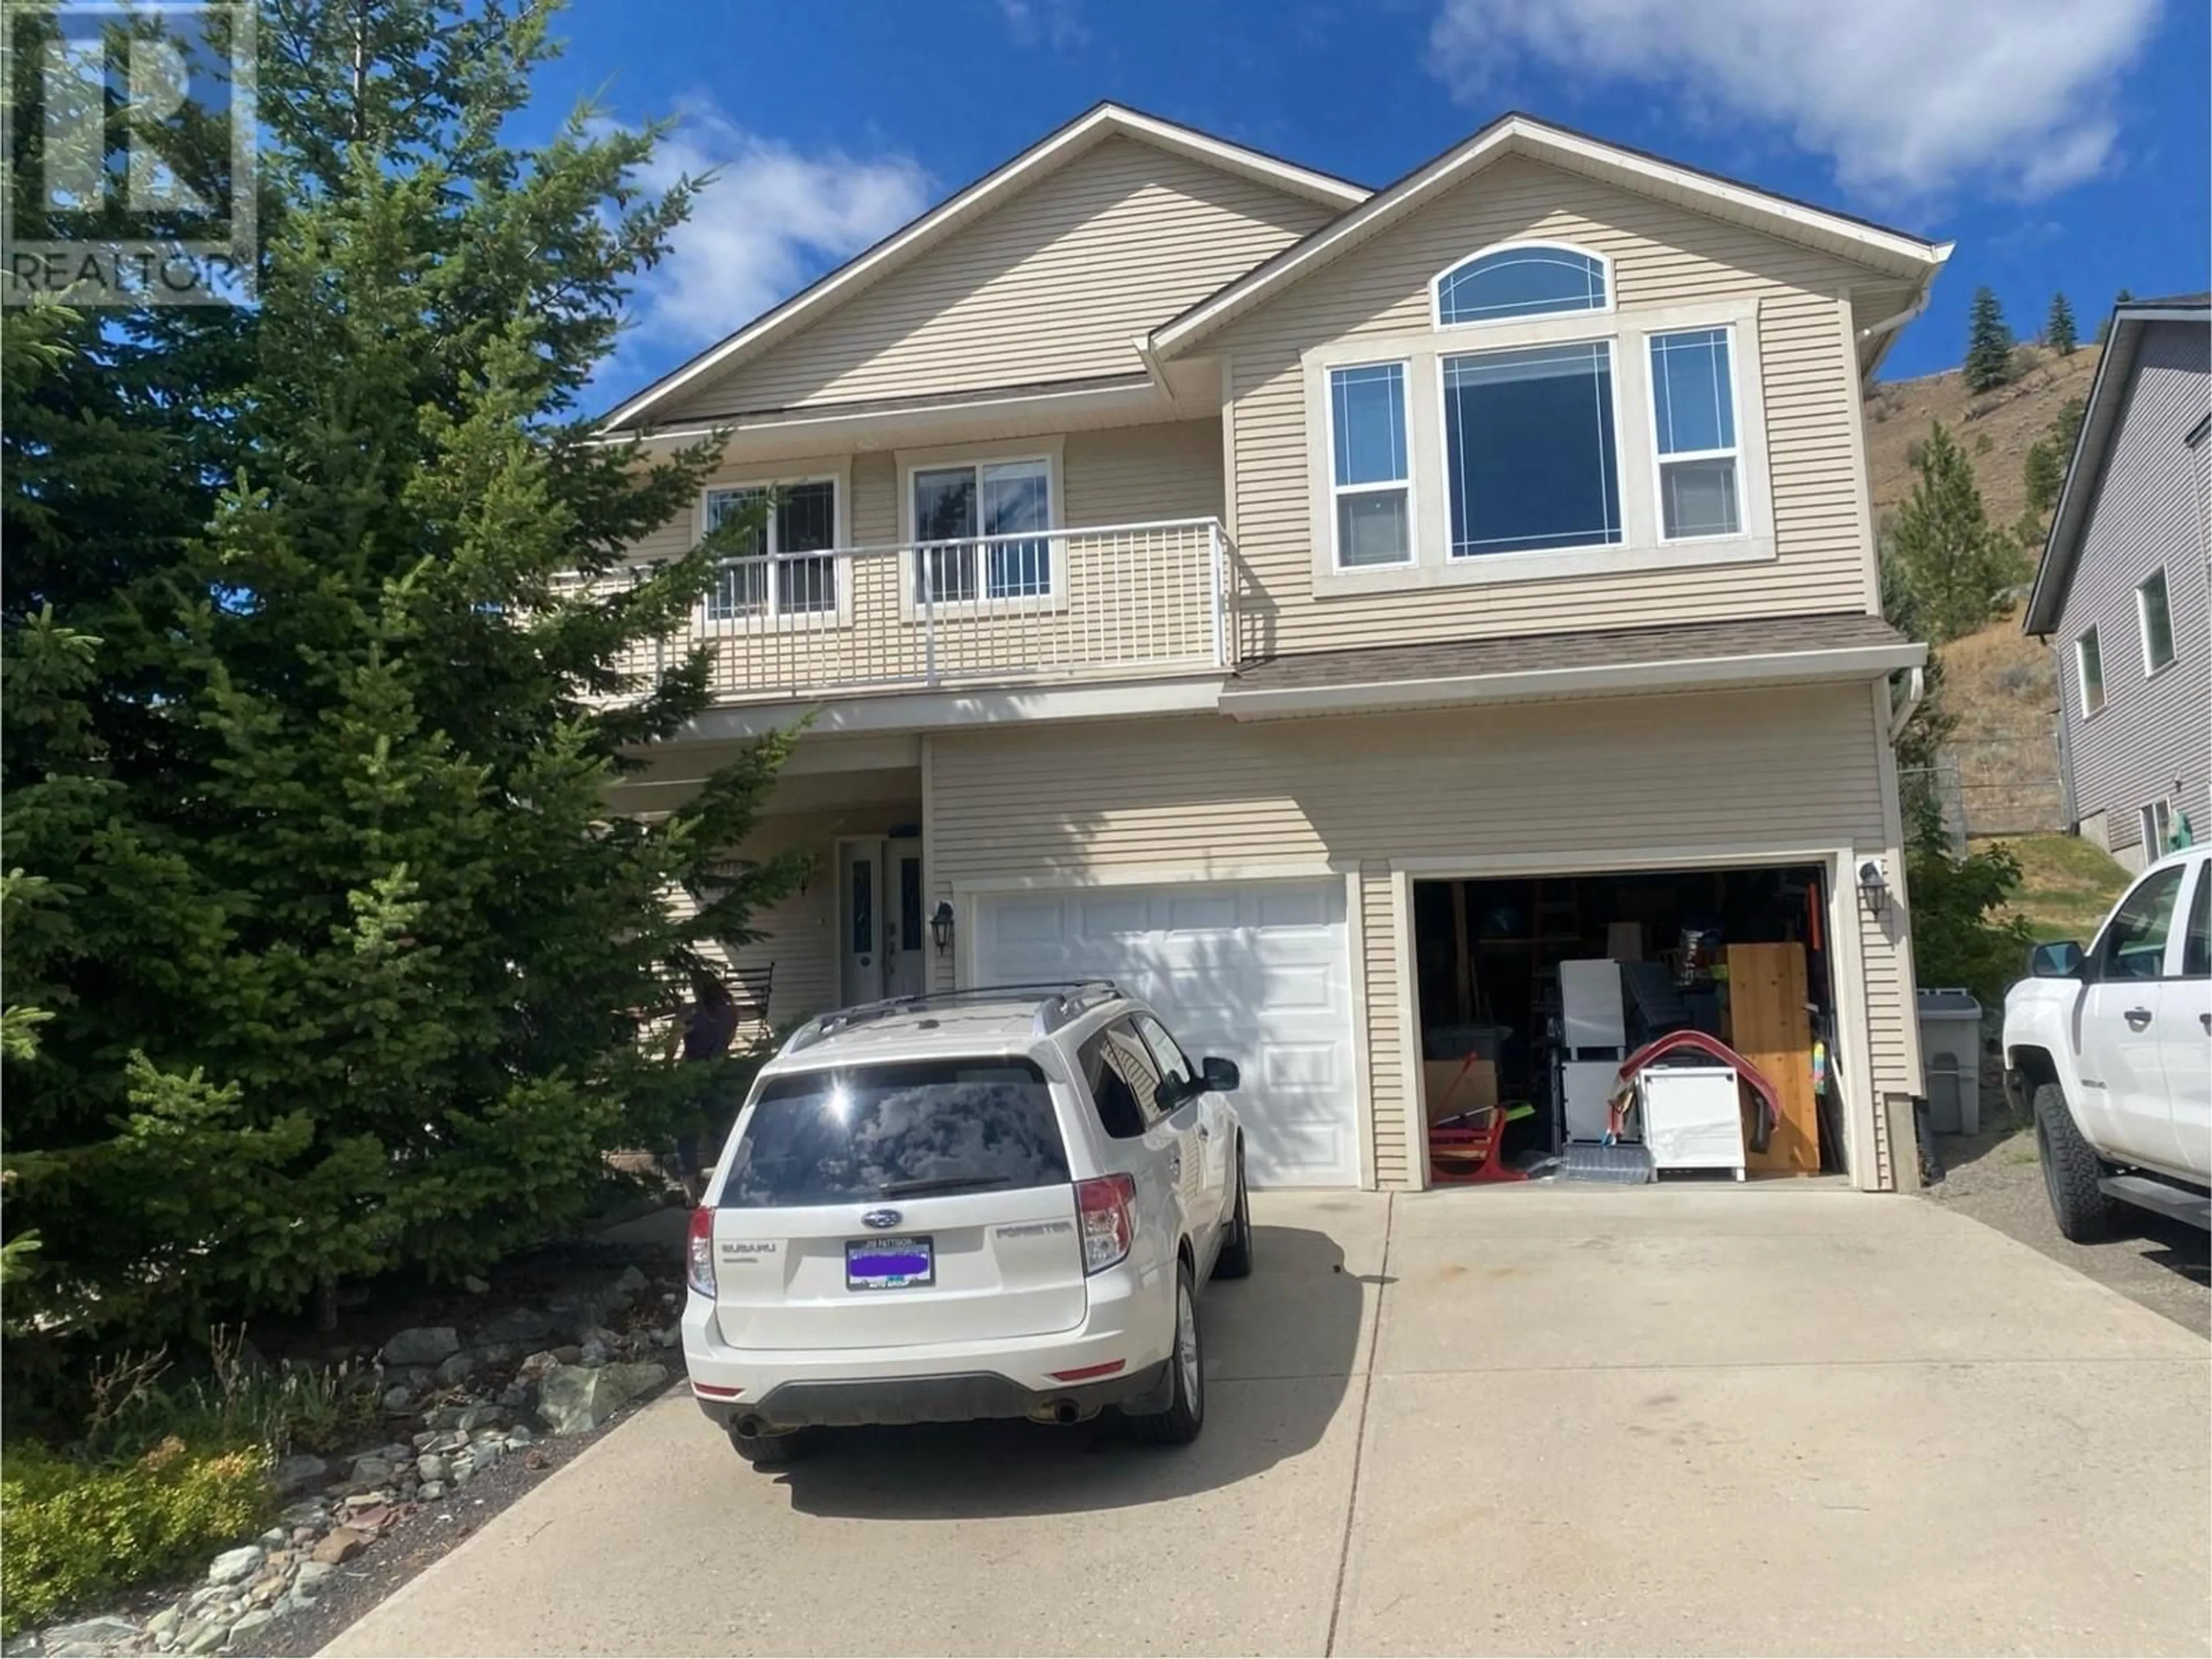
[1727,942,1820,1173]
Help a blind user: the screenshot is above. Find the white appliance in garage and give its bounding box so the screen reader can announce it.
[972,878,1359,1187]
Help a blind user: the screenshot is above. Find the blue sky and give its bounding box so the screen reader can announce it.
[533,0,2210,393]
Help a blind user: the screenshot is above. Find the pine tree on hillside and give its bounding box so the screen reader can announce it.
[2022,440,2066,523]
[1963,287,2014,392]
[2046,293,2078,355]
[1889,422,2024,642]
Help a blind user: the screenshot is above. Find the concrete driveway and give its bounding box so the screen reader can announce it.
[323,1187,2210,1658]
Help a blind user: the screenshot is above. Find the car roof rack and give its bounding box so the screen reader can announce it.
[782,981,1126,1055]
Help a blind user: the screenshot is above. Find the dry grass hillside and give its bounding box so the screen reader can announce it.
[1862,343,2102,531]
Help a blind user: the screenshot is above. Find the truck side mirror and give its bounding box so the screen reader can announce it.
[2029,940,2085,979]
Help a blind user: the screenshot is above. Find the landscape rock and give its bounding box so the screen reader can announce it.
[271,1453,328,1495]
[463,1274,490,1294]
[419,1429,467,1455]
[536,1360,668,1435]
[471,1438,505,1471]
[147,1609,183,1641]
[381,1384,415,1413]
[473,1307,555,1347]
[577,1336,609,1368]
[435,1350,478,1386]
[278,1500,328,1527]
[551,1343,582,1365]
[515,1350,563,1385]
[456,1403,505,1431]
[613,1265,650,1298]
[181,1619,228,1656]
[43,1617,142,1648]
[379,1326,460,1366]
[311,1527,370,1565]
[415,1452,449,1483]
[418,1479,446,1501]
[294,1561,335,1594]
[206,1546,263,1586]
[229,1609,274,1646]
[348,1454,395,1485]
[651,1320,680,1348]
[345,1502,397,1533]
[499,1383,529,1408]
[506,1424,533,1446]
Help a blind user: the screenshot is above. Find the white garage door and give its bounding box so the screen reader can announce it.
[974,878,1359,1187]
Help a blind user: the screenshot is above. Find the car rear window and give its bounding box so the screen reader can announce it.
[719,1058,1070,1209]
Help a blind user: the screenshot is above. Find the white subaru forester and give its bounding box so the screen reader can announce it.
[681,982,1253,1466]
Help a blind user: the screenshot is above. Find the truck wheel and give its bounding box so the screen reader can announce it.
[2033,1081,2122,1244]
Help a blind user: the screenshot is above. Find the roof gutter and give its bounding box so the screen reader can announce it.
[1886,664,1926,744]
[1221,641,1927,721]
[1854,268,1947,387]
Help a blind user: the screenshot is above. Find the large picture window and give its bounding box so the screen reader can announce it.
[703,480,836,620]
[912,458,1052,603]
[1442,340,1622,557]
[1328,362,1412,567]
[1649,327,1741,540]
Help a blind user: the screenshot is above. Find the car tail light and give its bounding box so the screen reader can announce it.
[1074,1174,1137,1275]
[685,1206,717,1298]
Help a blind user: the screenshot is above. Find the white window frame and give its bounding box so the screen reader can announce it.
[1302,295,1772,597]
[1437,337,1625,561]
[1645,324,1746,546]
[694,465,852,631]
[2077,627,2105,717]
[2137,567,2176,675]
[1431,240,1615,332]
[2141,799,2174,858]
[895,437,1069,617]
[1325,359,1416,570]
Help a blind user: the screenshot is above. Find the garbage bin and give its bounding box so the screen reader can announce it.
[1916,988,1983,1135]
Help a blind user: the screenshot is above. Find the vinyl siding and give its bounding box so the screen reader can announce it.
[926,683,1916,1188]
[659,138,1335,422]
[1210,153,1880,656]
[2052,321,2212,855]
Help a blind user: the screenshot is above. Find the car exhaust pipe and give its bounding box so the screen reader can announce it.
[733,1414,768,1438]
[1052,1399,1081,1426]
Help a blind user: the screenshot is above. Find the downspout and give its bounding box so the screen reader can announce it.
[1855,266,1944,387]
[1886,664,1925,744]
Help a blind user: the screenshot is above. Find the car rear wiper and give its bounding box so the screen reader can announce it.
[877,1174,1014,1198]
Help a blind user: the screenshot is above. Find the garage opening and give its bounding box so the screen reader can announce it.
[1410,862,1848,1185]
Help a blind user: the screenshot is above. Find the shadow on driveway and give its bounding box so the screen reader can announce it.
[769,1222,1369,1519]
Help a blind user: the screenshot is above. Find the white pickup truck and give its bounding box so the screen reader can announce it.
[2002,846,2211,1240]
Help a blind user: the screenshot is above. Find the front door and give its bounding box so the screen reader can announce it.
[885,836,925,999]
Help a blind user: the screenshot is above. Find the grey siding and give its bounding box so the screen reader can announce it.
[2052,321,2212,861]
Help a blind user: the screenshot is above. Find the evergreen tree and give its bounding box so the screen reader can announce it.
[1887,422,2022,643]
[2022,440,2066,522]
[1963,287,2014,392]
[3,0,802,1342]
[2045,292,2078,355]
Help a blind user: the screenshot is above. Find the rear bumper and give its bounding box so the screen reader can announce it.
[694,1361,1171,1430]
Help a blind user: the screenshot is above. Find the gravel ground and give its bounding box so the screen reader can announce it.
[1925,1112,2211,1337]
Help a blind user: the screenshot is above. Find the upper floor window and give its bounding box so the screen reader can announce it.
[1329,362,1413,566]
[1443,341,1622,557]
[703,480,836,620]
[2077,627,2105,715]
[1650,328,1742,540]
[1435,243,1608,327]
[2138,569,2176,673]
[912,457,1052,604]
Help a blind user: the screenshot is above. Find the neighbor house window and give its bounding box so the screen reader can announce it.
[2077,628,2105,715]
[912,459,1052,604]
[1435,244,1607,326]
[1443,340,1622,556]
[703,480,836,620]
[1649,327,1741,539]
[1328,362,1412,567]
[2141,800,2175,858]
[2139,569,2176,672]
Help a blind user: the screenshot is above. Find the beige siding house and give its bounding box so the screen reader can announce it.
[600,103,1950,1194]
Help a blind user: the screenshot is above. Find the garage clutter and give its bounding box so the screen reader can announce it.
[1413,865,1843,1185]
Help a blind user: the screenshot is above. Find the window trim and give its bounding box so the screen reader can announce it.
[694,464,853,631]
[1325,359,1416,570]
[2141,799,2175,859]
[1431,240,1615,332]
[1302,296,1771,596]
[2137,567,2176,675]
[1645,324,1746,546]
[2076,627,2105,717]
[895,436,1068,617]
[1437,336,1626,562]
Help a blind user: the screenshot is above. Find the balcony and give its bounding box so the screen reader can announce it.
[613,517,1231,706]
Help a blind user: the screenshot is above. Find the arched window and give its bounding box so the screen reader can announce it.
[1435,244,1608,327]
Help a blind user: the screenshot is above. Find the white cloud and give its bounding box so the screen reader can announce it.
[622,100,931,355]
[998,0,1089,51]
[1428,0,2161,201]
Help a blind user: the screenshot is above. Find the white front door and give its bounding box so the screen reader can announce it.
[974,878,1359,1187]
[885,836,926,999]
[838,841,884,1006]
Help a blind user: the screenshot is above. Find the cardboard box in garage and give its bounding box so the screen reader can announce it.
[1424,1057,1498,1124]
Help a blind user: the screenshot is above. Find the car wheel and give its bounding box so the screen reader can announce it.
[2033,1080,2122,1244]
[1212,1147,1254,1281]
[728,1423,816,1468]
[1128,1260,1205,1446]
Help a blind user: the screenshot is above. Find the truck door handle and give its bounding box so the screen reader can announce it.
[2124,1007,2153,1028]
[1196,1124,1210,1140]
[2200,1013,2210,1033]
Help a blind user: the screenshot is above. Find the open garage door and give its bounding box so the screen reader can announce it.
[974,878,1359,1186]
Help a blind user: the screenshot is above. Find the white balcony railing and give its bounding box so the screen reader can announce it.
[609,516,1230,704]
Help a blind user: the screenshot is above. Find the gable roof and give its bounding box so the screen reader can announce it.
[601,103,1371,433]
[1149,112,1952,361]
[2024,294,2212,637]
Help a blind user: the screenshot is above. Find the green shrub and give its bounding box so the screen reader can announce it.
[0,1438,272,1635]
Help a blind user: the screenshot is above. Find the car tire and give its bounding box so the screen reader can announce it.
[1211,1147,1254,1281]
[1127,1260,1205,1447]
[728,1423,816,1468]
[2033,1080,2122,1244]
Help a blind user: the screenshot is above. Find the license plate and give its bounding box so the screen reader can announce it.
[845,1236,934,1291]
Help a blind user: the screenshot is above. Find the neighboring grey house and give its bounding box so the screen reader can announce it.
[2026,295,2211,873]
